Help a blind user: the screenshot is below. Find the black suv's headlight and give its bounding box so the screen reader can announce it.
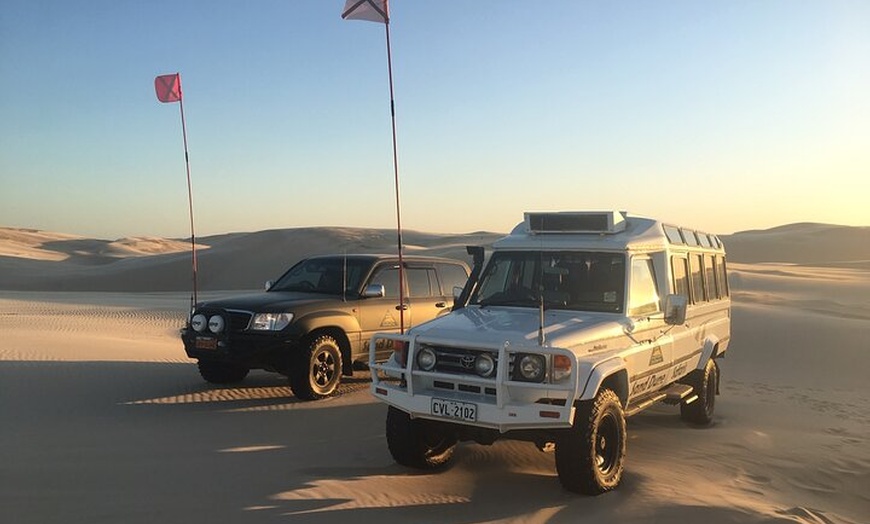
[250,313,294,331]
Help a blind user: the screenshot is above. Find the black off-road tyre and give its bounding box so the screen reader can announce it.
[386,406,457,470]
[289,334,343,400]
[555,388,626,495]
[197,360,249,384]
[680,358,718,425]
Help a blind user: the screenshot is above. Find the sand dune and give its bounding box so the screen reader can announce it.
[0,227,205,261]
[0,223,868,523]
[0,226,502,292]
[721,223,870,268]
[1,222,867,292]
[0,227,86,261]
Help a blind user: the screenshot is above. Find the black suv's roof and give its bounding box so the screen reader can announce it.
[305,254,465,264]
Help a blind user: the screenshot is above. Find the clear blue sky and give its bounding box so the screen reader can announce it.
[1,0,868,239]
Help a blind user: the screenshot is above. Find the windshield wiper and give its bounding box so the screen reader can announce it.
[478,297,539,308]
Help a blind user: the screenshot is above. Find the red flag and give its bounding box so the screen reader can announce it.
[155,73,182,103]
[341,0,388,24]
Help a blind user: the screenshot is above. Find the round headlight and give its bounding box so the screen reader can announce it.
[417,347,437,371]
[517,354,545,382]
[474,353,495,377]
[191,314,207,332]
[208,315,225,334]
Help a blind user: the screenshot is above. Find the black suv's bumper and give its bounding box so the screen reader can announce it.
[181,327,302,372]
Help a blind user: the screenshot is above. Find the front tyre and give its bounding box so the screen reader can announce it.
[680,357,718,425]
[289,334,343,400]
[555,388,626,495]
[197,360,249,384]
[386,406,457,470]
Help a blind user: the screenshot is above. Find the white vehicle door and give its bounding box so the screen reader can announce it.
[625,256,674,400]
[360,264,409,361]
[669,254,698,379]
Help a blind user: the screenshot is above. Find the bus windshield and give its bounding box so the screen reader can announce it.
[471,251,626,313]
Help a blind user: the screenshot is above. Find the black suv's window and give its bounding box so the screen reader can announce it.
[406,267,436,297]
[270,258,370,294]
[437,263,469,294]
[370,266,400,298]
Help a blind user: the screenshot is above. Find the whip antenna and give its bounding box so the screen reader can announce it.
[155,72,197,307]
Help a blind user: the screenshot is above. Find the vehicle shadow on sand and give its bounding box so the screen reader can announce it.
[1,360,770,524]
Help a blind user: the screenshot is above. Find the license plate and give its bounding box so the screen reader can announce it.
[431,398,477,422]
[195,337,217,350]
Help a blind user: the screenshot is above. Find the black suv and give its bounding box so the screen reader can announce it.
[181,254,469,400]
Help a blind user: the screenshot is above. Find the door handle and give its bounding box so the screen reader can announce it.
[435,302,447,308]
[395,304,409,311]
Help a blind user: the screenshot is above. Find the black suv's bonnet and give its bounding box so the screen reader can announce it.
[197,291,336,312]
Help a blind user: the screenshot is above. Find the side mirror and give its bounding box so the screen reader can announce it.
[363,283,386,298]
[265,280,273,291]
[664,294,688,325]
[453,285,464,302]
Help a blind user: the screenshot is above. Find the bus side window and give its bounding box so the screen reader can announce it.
[689,253,707,303]
[705,254,718,299]
[672,256,690,300]
[717,256,730,297]
[628,258,660,316]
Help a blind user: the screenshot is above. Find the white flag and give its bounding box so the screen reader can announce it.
[341,0,389,24]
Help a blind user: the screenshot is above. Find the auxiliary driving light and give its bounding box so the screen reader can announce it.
[191,314,207,332]
[207,315,225,334]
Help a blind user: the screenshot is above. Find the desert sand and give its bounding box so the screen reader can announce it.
[0,224,868,524]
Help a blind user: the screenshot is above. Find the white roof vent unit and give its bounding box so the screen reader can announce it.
[525,211,627,234]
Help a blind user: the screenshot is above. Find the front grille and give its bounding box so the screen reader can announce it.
[226,310,253,332]
[423,345,513,377]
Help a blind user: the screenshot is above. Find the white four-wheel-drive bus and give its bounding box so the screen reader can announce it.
[369,210,731,495]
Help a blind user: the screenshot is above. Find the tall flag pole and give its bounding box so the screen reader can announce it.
[342,0,407,333]
[155,73,198,309]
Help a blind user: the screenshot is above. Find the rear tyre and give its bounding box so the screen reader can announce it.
[386,406,457,470]
[680,358,718,425]
[555,388,626,495]
[289,335,343,400]
[197,360,249,384]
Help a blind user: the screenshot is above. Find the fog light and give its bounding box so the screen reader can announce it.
[191,314,207,332]
[208,315,225,334]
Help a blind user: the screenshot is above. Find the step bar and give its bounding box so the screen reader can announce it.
[625,383,697,417]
